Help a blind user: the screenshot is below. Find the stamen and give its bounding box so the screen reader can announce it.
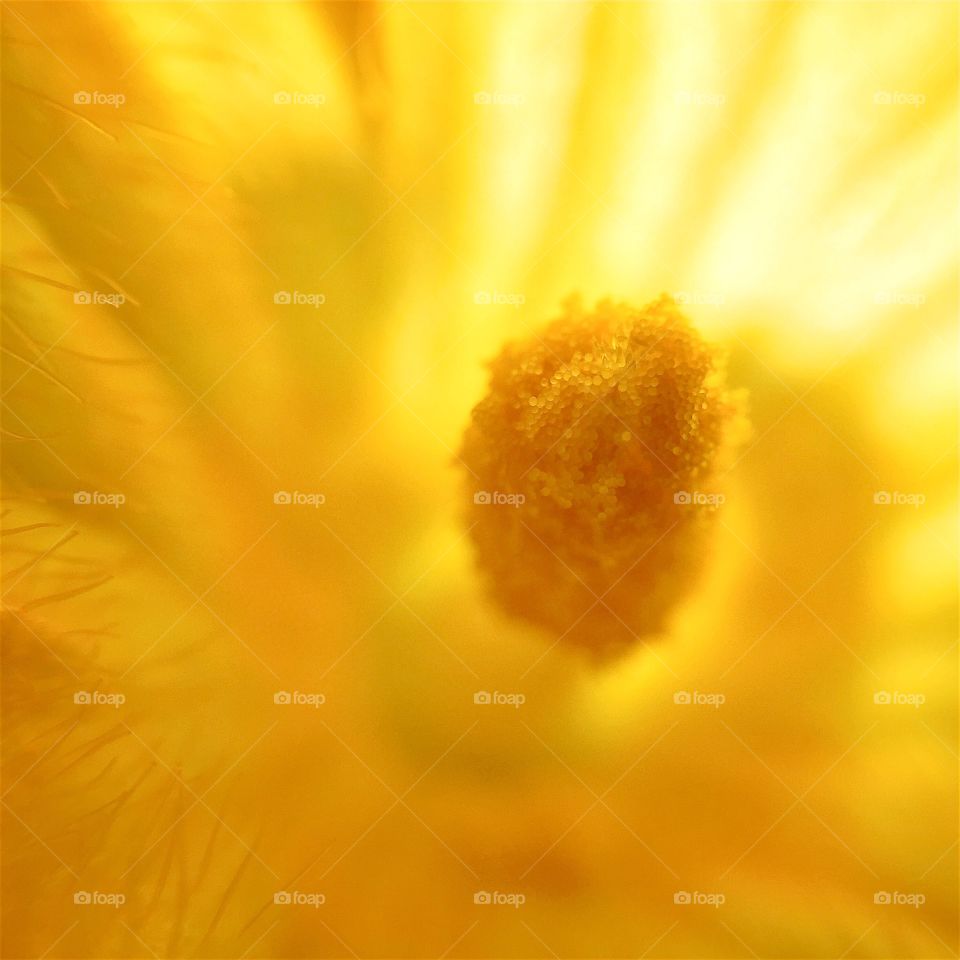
[461,295,744,654]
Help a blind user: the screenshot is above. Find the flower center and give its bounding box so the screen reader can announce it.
[461,295,743,654]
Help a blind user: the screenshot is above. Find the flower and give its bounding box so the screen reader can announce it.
[2,3,956,958]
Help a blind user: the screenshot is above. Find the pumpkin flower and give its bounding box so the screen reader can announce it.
[2,3,956,958]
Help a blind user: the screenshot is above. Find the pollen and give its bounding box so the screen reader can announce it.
[461,295,744,655]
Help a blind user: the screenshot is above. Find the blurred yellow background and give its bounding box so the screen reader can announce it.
[2,2,957,957]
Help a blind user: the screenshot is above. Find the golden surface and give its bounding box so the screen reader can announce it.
[1,2,957,958]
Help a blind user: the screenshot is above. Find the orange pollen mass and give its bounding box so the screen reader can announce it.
[460,294,744,655]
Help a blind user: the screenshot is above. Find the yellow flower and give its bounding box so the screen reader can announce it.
[2,3,956,958]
